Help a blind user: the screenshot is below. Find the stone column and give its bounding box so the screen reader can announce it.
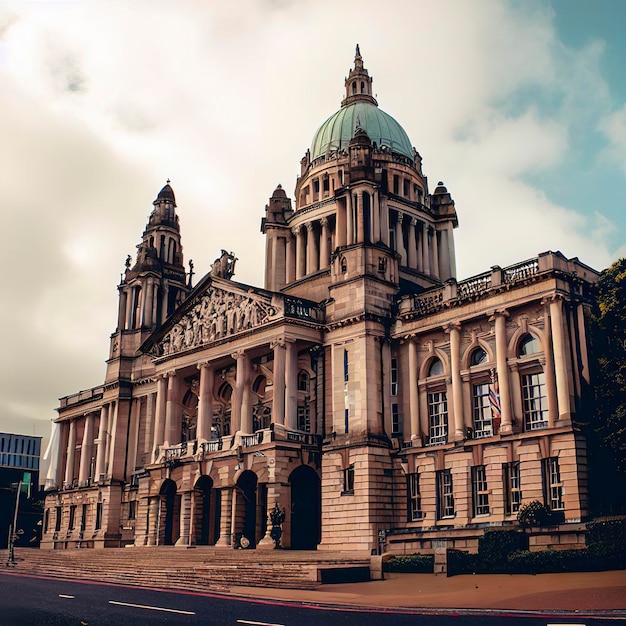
[494,312,513,433]
[356,191,365,243]
[232,351,250,433]
[95,405,108,481]
[447,223,457,279]
[78,413,95,486]
[117,289,127,331]
[137,286,145,328]
[347,193,355,245]
[64,419,76,486]
[416,223,424,272]
[161,282,169,324]
[272,340,286,426]
[422,223,431,275]
[164,371,179,446]
[197,363,214,441]
[408,218,418,269]
[306,222,318,274]
[286,234,296,284]
[408,340,420,440]
[432,228,440,279]
[294,226,305,280]
[380,197,390,246]
[144,392,155,459]
[285,341,298,430]
[144,279,154,327]
[336,198,347,248]
[106,401,119,478]
[125,288,134,330]
[176,491,192,546]
[153,376,167,456]
[215,488,233,547]
[320,217,330,269]
[439,228,451,281]
[395,213,407,265]
[542,302,558,426]
[372,192,380,242]
[447,323,465,440]
[147,497,160,546]
[550,297,571,421]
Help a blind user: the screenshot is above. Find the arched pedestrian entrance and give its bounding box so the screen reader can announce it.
[159,479,178,546]
[289,465,321,550]
[193,475,220,545]
[236,471,258,548]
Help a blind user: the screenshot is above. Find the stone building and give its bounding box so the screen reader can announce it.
[42,48,599,553]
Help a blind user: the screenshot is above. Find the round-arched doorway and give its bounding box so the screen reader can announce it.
[289,465,321,550]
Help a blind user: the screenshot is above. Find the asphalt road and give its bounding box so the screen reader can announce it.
[0,572,617,626]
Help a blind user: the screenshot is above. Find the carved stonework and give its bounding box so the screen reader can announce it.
[156,286,281,357]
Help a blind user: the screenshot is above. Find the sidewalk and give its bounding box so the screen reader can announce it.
[230,570,626,613]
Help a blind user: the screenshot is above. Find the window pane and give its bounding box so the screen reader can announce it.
[428,391,448,445]
[472,383,492,438]
[523,372,548,431]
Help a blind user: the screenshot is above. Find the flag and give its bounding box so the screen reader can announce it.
[489,369,502,432]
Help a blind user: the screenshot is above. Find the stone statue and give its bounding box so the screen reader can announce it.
[210,250,238,280]
[269,503,286,549]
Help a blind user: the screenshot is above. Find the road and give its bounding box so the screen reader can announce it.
[0,572,618,625]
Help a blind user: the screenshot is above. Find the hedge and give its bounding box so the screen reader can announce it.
[586,518,626,557]
[383,554,434,573]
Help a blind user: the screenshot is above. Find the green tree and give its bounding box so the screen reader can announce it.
[587,258,626,515]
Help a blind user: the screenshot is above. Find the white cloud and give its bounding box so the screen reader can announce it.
[0,0,620,441]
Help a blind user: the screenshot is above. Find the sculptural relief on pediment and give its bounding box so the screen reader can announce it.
[156,286,281,357]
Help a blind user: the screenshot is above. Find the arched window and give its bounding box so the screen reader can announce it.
[360,81,365,93]
[218,381,232,402]
[426,358,447,445]
[352,81,357,94]
[428,358,444,377]
[519,334,540,356]
[252,375,266,396]
[297,370,310,392]
[470,348,488,366]
[517,334,548,431]
[340,256,347,273]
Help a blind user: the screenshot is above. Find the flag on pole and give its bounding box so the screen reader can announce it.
[489,368,501,432]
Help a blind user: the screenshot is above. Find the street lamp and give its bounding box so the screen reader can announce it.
[6,480,22,567]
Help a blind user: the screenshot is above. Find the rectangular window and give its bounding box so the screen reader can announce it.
[503,461,522,515]
[344,408,349,434]
[297,406,311,432]
[391,403,401,435]
[543,457,564,510]
[55,506,62,532]
[428,391,448,445]
[342,465,355,495]
[393,175,400,195]
[128,500,136,520]
[43,509,49,534]
[522,372,549,431]
[436,469,455,519]
[389,228,396,251]
[472,465,490,516]
[68,505,76,531]
[95,502,103,531]
[472,383,492,438]
[390,358,398,396]
[403,178,410,198]
[80,504,88,531]
[407,472,422,521]
[343,349,349,382]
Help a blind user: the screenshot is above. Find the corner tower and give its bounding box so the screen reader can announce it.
[106,182,189,383]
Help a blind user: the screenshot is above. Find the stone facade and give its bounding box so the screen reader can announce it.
[42,48,599,554]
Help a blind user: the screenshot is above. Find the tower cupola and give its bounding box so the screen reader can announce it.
[342,44,377,107]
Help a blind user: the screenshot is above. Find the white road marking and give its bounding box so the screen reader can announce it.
[236,620,285,626]
[58,594,75,599]
[108,600,195,615]
[546,624,586,626]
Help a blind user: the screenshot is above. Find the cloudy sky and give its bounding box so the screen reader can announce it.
[1,0,625,444]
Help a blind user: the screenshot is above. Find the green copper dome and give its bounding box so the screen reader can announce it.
[311,101,414,160]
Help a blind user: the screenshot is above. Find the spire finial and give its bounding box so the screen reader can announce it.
[166,178,171,184]
[355,43,361,58]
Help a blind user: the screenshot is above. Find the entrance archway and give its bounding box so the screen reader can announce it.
[194,475,220,545]
[159,479,178,546]
[289,465,321,550]
[236,471,258,548]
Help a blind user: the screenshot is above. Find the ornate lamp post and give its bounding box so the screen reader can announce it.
[269,503,286,549]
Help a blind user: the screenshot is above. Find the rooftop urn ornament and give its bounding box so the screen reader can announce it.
[269,503,286,549]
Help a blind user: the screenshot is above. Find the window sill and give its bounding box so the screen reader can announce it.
[340,490,354,496]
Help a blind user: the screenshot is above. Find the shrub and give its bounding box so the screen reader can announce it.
[586,518,626,558]
[446,549,483,576]
[506,548,616,574]
[517,500,552,527]
[478,529,529,569]
[383,553,434,573]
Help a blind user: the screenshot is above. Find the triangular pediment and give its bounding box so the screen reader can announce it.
[147,278,283,358]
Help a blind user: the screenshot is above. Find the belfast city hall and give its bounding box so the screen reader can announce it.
[42,48,599,554]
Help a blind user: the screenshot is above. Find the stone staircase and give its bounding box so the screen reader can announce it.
[2,547,372,592]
